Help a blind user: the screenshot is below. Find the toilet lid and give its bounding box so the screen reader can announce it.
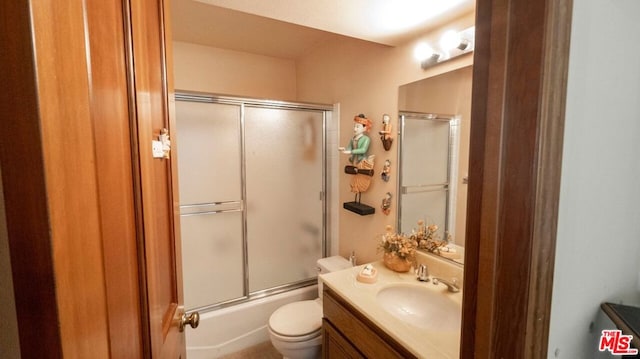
[269,300,322,337]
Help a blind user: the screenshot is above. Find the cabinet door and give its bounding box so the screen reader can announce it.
[323,289,417,358]
[322,319,365,359]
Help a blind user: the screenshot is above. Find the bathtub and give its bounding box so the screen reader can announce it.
[186,285,318,359]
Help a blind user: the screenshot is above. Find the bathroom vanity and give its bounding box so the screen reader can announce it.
[321,259,462,358]
[323,287,416,358]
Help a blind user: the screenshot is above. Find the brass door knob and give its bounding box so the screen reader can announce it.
[179,311,200,332]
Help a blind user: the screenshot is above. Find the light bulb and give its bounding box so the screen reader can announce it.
[440,30,462,51]
[414,43,434,62]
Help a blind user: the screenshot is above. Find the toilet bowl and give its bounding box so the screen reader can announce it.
[268,300,323,359]
[268,256,352,359]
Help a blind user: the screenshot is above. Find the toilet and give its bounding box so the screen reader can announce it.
[268,256,352,359]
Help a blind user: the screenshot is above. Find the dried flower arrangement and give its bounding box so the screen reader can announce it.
[410,219,451,253]
[378,225,417,259]
[377,225,417,272]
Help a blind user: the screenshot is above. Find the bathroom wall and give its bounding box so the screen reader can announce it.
[171,11,475,264]
[547,0,640,357]
[172,41,297,100]
[0,167,21,359]
[296,13,474,263]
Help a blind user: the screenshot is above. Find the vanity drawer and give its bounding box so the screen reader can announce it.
[323,287,417,358]
[322,318,364,358]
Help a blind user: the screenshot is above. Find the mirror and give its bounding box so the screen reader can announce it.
[397,66,473,264]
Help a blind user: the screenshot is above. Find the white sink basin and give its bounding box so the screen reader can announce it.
[376,284,461,331]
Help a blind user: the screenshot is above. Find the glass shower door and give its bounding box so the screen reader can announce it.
[244,107,324,293]
[176,101,245,310]
[176,95,327,311]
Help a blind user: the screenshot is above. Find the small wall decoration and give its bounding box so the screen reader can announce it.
[379,113,393,151]
[381,192,392,215]
[381,159,391,182]
[160,128,171,158]
[339,114,375,215]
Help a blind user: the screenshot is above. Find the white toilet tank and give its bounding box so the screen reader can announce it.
[316,256,352,298]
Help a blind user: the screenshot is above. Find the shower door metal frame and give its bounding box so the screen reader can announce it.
[397,111,461,240]
[175,91,331,313]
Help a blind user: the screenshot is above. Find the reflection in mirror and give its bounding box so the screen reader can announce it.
[397,66,473,265]
[398,113,460,259]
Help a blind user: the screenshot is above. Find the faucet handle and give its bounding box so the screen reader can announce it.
[432,277,460,293]
[416,264,430,282]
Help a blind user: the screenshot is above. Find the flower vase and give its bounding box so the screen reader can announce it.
[383,252,413,272]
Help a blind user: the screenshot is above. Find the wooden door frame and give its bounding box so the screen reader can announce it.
[1,0,124,357]
[461,0,573,357]
[0,0,173,357]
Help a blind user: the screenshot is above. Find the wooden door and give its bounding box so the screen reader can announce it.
[1,0,188,357]
[127,0,188,357]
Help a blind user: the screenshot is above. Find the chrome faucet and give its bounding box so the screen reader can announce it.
[415,264,429,282]
[432,277,460,293]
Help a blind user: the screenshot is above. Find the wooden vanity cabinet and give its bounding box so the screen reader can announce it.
[322,287,418,359]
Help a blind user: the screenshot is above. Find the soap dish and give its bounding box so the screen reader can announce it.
[356,266,378,284]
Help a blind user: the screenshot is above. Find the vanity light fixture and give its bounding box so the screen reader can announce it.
[421,53,441,68]
[417,26,475,70]
[413,42,441,69]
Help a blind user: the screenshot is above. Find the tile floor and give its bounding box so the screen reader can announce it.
[218,341,281,359]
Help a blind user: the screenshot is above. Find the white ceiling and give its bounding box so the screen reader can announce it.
[171,0,475,59]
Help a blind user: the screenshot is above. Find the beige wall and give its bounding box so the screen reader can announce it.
[548,0,640,357]
[0,167,21,358]
[171,11,474,265]
[296,13,474,263]
[172,41,297,100]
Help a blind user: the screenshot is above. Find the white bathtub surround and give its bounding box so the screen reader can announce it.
[186,286,316,359]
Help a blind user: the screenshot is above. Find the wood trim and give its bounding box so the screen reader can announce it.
[120,0,153,356]
[462,0,572,357]
[31,0,112,355]
[128,0,184,356]
[2,0,154,357]
[525,1,573,357]
[164,0,186,313]
[459,0,495,356]
[1,0,113,357]
[0,2,63,357]
[162,10,188,359]
[85,0,145,357]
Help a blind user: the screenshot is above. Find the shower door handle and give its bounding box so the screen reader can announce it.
[179,311,200,332]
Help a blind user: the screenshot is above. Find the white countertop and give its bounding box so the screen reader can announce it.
[321,261,462,358]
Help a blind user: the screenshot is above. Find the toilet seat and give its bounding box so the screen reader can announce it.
[268,300,322,339]
[269,327,321,343]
